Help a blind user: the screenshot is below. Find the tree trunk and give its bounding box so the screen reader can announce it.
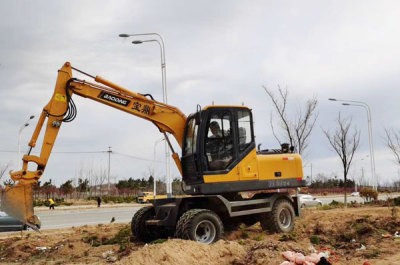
[344,174,347,208]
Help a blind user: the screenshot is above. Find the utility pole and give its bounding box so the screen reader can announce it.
[108,146,112,194]
[361,167,365,187]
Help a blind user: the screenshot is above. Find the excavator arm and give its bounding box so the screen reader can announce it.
[1,62,187,227]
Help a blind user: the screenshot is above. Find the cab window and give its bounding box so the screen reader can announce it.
[237,110,253,152]
[184,117,198,156]
[205,111,235,171]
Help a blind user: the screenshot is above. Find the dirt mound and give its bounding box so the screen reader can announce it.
[118,239,246,265]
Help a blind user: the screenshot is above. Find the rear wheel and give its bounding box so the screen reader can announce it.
[131,206,159,242]
[175,209,223,244]
[260,199,295,233]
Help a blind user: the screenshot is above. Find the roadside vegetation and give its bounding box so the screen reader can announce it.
[22,177,185,207]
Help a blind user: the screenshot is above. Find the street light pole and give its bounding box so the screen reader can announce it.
[119,32,172,198]
[18,115,35,168]
[119,33,167,103]
[153,137,165,200]
[108,146,112,195]
[328,98,376,190]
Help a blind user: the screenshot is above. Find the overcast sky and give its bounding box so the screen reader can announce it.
[1,0,400,188]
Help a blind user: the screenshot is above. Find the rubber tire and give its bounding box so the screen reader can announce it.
[260,199,295,233]
[175,209,224,244]
[131,206,159,242]
[301,204,306,209]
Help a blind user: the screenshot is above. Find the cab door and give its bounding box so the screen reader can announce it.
[181,116,202,184]
[236,109,259,181]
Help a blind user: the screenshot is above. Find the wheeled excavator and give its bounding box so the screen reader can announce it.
[1,62,305,243]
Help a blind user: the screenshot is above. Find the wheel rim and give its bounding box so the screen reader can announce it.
[279,208,292,229]
[194,220,216,244]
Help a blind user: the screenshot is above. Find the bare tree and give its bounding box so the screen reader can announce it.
[75,162,108,197]
[384,128,400,164]
[0,161,11,188]
[263,86,318,156]
[323,114,360,207]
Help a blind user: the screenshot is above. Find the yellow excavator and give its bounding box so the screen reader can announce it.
[2,62,305,243]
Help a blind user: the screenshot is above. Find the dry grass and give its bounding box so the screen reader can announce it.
[0,206,399,265]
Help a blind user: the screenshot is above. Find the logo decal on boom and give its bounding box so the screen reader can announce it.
[99,92,130,106]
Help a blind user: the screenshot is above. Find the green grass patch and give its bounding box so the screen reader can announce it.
[279,231,297,242]
[310,235,320,245]
[150,238,168,244]
[252,234,264,241]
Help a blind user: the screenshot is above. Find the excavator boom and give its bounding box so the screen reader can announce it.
[1,62,187,227]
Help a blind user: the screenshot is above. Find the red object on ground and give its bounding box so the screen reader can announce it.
[363,262,371,265]
[317,248,339,263]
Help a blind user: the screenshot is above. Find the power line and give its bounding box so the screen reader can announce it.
[113,151,163,163]
[0,150,106,154]
[0,149,163,162]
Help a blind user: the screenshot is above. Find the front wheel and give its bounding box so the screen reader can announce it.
[131,206,159,242]
[260,199,295,233]
[175,209,223,244]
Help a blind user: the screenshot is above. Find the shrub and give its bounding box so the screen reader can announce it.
[253,234,264,241]
[241,230,249,239]
[363,249,381,259]
[329,200,340,206]
[279,231,297,242]
[33,198,72,207]
[394,196,400,206]
[354,223,375,235]
[360,188,378,202]
[87,196,137,204]
[310,235,320,245]
[320,204,333,210]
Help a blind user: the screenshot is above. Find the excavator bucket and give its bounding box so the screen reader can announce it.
[1,181,40,231]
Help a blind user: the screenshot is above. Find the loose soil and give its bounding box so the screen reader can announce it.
[0,206,399,265]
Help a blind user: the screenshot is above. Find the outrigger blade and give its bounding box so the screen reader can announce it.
[1,181,40,231]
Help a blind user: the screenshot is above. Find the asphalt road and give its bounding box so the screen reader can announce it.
[36,206,142,230]
[316,193,400,205]
[8,193,400,231]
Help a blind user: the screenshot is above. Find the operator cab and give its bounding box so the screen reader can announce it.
[181,106,255,190]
